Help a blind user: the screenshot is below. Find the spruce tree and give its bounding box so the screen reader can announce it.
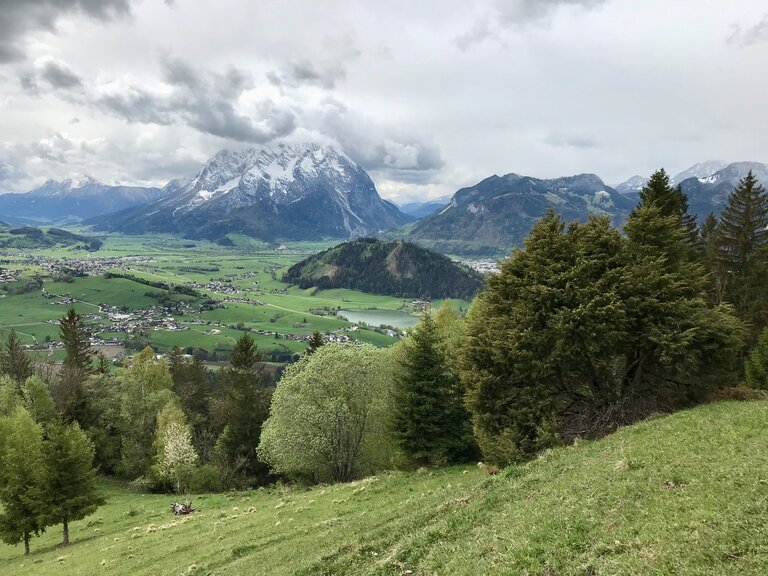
[42,421,105,546]
[717,171,768,332]
[632,168,698,246]
[219,334,272,484]
[699,213,727,305]
[0,330,33,389]
[59,308,95,372]
[0,407,47,555]
[394,312,473,466]
[305,330,325,355]
[745,327,768,390]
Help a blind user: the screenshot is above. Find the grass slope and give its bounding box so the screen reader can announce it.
[2,401,766,575]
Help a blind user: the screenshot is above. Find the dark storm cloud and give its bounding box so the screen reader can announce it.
[94,57,296,143]
[37,58,82,88]
[267,39,361,90]
[0,0,131,63]
[728,13,768,46]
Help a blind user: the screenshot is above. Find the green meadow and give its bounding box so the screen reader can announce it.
[1,401,765,575]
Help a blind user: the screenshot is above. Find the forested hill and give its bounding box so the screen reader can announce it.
[282,238,485,299]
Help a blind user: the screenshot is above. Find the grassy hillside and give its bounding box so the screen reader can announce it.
[1,401,766,575]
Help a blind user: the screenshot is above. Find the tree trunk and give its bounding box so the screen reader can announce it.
[62,516,69,546]
[24,532,30,555]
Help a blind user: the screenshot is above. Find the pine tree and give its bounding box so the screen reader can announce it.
[59,309,95,372]
[305,330,325,355]
[0,407,47,555]
[0,330,33,389]
[632,168,698,246]
[699,213,727,305]
[219,334,272,484]
[42,421,105,546]
[394,312,474,466]
[717,171,768,332]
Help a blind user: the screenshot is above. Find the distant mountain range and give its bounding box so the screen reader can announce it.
[283,238,484,299]
[614,161,768,221]
[0,175,163,225]
[1,152,766,253]
[91,144,413,242]
[407,173,636,254]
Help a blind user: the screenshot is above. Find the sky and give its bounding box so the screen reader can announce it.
[0,0,766,203]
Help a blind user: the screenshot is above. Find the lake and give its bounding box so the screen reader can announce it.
[337,309,419,330]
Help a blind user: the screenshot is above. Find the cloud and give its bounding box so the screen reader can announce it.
[0,0,131,63]
[267,37,361,89]
[728,13,768,47]
[455,0,609,50]
[92,57,297,143]
[544,133,599,149]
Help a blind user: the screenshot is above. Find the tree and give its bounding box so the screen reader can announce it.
[0,407,47,555]
[167,348,212,460]
[393,311,474,466]
[42,421,105,546]
[699,213,727,305]
[305,330,325,355]
[55,308,96,424]
[153,398,198,493]
[745,327,768,390]
[22,375,56,425]
[633,168,698,246]
[218,334,272,484]
[59,308,95,372]
[717,171,768,333]
[0,330,33,389]
[258,344,395,483]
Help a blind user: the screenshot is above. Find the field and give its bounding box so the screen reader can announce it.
[0,400,765,575]
[0,232,469,358]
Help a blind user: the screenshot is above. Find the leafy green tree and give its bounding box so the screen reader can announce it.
[22,375,56,425]
[42,421,105,546]
[0,375,20,417]
[0,330,33,389]
[0,407,47,555]
[394,311,474,466]
[745,327,768,390]
[152,398,198,493]
[218,334,272,484]
[259,344,395,483]
[305,330,325,355]
[717,171,768,333]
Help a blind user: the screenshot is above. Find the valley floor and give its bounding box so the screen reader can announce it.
[1,400,766,575]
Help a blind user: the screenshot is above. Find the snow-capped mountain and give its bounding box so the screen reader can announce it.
[614,175,648,195]
[678,161,768,219]
[408,172,635,252]
[671,160,728,186]
[0,175,163,225]
[93,144,413,242]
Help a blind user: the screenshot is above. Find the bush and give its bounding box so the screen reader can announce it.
[189,464,223,493]
[745,328,768,390]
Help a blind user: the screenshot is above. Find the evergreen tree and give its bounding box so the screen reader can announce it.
[394,312,474,466]
[717,171,768,333]
[22,375,56,425]
[0,407,47,555]
[633,168,698,246]
[0,330,33,389]
[42,421,105,546]
[59,308,95,372]
[167,347,212,458]
[699,213,727,305]
[745,327,768,390]
[219,334,272,484]
[305,330,325,355]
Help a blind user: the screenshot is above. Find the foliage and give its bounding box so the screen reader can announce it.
[218,334,272,485]
[716,170,768,335]
[283,238,484,299]
[0,407,47,555]
[59,308,95,373]
[21,376,56,425]
[259,344,395,483]
[153,399,198,493]
[461,201,745,466]
[305,330,325,355]
[393,310,475,466]
[0,330,33,387]
[42,420,105,546]
[745,327,768,390]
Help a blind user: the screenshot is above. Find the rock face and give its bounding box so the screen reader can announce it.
[283,238,485,300]
[0,175,163,225]
[93,144,413,242]
[678,161,768,220]
[408,172,635,251]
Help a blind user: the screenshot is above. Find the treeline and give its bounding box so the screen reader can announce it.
[283,238,484,300]
[104,272,202,298]
[2,169,768,556]
[3,226,102,251]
